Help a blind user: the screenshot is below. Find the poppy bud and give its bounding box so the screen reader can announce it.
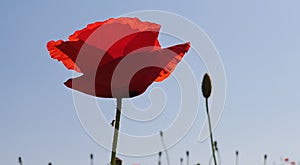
[159,152,162,157]
[236,150,239,156]
[186,150,189,156]
[201,73,212,98]
[48,163,52,165]
[264,154,267,159]
[90,153,93,159]
[160,131,163,137]
[180,158,183,162]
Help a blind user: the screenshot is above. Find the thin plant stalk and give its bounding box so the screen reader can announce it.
[160,131,170,165]
[264,154,267,165]
[110,98,122,165]
[206,98,217,165]
[90,153,93,165]
[186,151,189,165]
[235,151,239,165]
[158,152,162,165]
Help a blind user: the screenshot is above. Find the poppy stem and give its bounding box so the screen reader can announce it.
[160,131,171,165]
[186,151,189,165]
[90,153,93,165]
[206,98,217,165]
[158,152,162,165]
[264,154,267,165]
[235,151,239,165]
[110,98,122,165]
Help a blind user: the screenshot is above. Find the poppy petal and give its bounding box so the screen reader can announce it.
[64,75,113,98]
[47,39,114,74]
[68,17,161,63]
[95,42,190,88]
[46,40,82,72]
[68,20,112,42]
[155,42,191,82]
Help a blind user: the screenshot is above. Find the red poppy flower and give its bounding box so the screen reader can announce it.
[47,17,190,98]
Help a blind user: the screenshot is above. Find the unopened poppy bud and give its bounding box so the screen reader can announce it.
[180,158,183,162]
[186,151,189,156]
[236,150,239,155]
[201,73,212,98]
[264,154,267,159]
[90,153,93,159]
[159,151,162,157]
[48,163,52,165]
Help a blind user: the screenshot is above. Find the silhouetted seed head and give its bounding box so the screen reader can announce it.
[236,150,239,156]
[18,157,22,163]
[180,158,183,162]
[160,131,163,137]
[90,153,93,159]
[264,154,267,159]
[48,163,52,165]
[201,73,212,98]
[159,152,162,157]
[186,151,189,156]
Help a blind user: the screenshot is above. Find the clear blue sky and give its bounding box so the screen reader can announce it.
[1,0,300,165]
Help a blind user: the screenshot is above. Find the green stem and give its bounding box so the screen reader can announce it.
[110,98,122,165]
[206,98,217,165]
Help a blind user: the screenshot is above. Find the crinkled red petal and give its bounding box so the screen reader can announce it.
[155,42,191,82]
[46,40,82,72]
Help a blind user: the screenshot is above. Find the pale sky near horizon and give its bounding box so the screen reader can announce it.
[1,0,300,165]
